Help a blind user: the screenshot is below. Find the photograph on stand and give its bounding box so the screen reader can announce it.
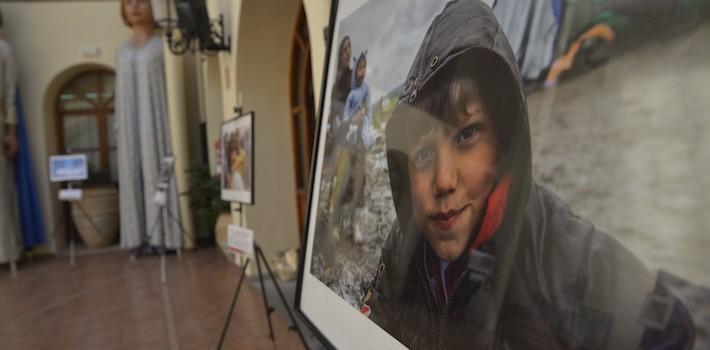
[297,0,710,349]
[220,112,254,204]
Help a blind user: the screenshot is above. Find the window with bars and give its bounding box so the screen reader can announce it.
[56,69,117,184]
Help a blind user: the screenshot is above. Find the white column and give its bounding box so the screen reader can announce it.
[163,45,196,249]
[303,0,332,109]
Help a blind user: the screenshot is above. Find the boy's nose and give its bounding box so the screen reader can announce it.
[434,147,457,198]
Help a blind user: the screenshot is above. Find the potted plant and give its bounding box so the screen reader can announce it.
[184,164,230,249]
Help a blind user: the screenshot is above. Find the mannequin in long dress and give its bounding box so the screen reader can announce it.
[0,11,22,266]
[116,0,181,252]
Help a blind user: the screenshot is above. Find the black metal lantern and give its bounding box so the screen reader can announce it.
[158,0,230,54]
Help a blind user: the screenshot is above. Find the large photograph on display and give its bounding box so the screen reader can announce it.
[297,0,710,348]
[220,112,254,204]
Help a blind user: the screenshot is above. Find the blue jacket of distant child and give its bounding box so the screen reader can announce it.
[342,70,375,152]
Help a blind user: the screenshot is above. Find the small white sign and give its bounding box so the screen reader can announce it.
[80,46,101,58]
[228,224,254,257]
[49,154,88,183]
[58,189,83,201]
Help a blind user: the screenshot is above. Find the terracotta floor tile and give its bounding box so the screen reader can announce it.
[0,248,305,350]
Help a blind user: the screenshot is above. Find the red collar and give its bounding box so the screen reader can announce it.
[470,174,511,251]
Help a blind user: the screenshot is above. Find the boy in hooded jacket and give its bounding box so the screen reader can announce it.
[362,1,695,349]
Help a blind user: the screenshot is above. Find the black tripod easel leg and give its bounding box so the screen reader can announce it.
[217,259,251,350]
[165,207,186,258]
[255,245,309,349]
[215,244,310,350]
[255,249,276,341]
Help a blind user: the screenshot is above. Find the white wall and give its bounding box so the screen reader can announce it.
[202,0,234,177]
[200,55,224,173]
[198,0,333,259]
[235,0,302,259]
[1,1,131,251]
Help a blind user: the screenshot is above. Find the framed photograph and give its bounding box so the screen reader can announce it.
[220,112,254,204]
[49,154,88,183]
[297,0,706,349]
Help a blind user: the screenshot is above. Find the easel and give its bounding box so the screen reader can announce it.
[52,181,90,267]
[216,242,309,350]
[49,154,90,268]
[134,156,187,285]
[215,105,308,349]
[43,184,75,268]
[148,190,186,285]
[64,182,79,267]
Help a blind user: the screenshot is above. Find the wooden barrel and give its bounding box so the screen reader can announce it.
[71,186,119,248]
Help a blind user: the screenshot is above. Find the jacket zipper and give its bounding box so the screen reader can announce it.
[416,262,437,347]
[421,246,470,350]
[439,272,467,349]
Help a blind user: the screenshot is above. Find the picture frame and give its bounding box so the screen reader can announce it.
[220,111,255,205]
[295,0,705,349]
[296,0,498,348]
[49,154,89,183]
[296,0,458,348]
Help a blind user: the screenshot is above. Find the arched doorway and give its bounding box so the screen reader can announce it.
[55,69,116,184]
[290,3,316,238]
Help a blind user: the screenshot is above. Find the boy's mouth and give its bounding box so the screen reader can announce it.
[430,205,468,231]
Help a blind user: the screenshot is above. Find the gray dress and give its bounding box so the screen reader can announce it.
[115,36,181,249]
[0,39,21,263]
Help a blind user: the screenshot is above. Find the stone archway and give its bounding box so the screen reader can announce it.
[42,63,114,249]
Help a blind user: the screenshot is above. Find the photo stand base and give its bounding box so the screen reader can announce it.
[63,196,76,268]
[131,158,187,284]
[41,197,71,268]
[216,244,308,350]
[9,260,17,278]
[132,201,186,285]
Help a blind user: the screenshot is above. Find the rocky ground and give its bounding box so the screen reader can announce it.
[310,127,396,307]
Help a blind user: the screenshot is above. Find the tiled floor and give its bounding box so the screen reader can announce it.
[0,248,305,349]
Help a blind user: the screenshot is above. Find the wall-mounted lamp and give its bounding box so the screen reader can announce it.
[156,0,230,55]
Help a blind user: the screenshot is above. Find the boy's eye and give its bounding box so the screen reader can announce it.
[412,146,435,168]
[456,124,481,145]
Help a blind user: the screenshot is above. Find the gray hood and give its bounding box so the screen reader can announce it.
[383,0,531,294]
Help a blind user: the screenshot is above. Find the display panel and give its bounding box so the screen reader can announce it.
[297,0,710,348]
[49,154,89,183]
[220,112,254,204]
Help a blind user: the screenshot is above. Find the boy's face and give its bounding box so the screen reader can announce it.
[407,101,497,262]
[356,60,367,86]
